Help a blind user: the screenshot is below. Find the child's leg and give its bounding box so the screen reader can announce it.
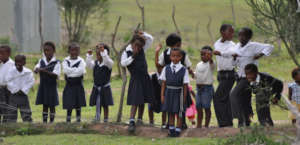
[175,115,183,136]
[66,109,72,123]
[148,105,154,124]
[76,108,81,122]
[49,107,55,123]
[128,105,138,132]
[162,112,167,126]
[103,106,109,122]
[42,105,49,123]
[95,95,101,121]
[20,103,32,123]
[168,113,176,137]
[7,98,17,123]
[293,119,297,124]
[197,108,203,128]
[137,104,145,123]
[204,108,211,128]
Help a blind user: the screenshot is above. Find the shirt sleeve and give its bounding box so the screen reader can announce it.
[143,32,154,51]
[53,62,61,76]
[253,42,274,56]
[22,72,35,95]
[34,59,41,70]
[120,50,134,67]
[101,49,114,69]
[159,67,167,81]
[158,52,165,66]
[183,69,190,84]
[184,55,192,68]
[85,54,95,69]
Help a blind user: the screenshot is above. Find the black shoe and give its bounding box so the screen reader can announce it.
[168,129,176,137]
[128,121,136,133]
[175,131,181,137]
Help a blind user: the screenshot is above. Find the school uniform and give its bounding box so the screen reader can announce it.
[149,73,162,113]
[121,32,154,105]
[195,61,215,109]
[62,56,86,110]
[288,82,300,120]
[158,47,192,68]
[213,38,236,127]
[86,50,114,121]
[35,56,61,107]
[160,62,189,116]
[6,66,35,123]
[250,73,283,126]
[230,42,273,127]
[0,58,14,123]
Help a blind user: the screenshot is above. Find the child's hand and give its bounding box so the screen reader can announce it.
[254,53,264,60]
[155,44,162,53]
[272,98,279,104]
[34,68,40,73]
[134,30,144,36]
[87,49,93,55]
[161,96,165,104]
[213,51,221,56]
[232,54,239,60]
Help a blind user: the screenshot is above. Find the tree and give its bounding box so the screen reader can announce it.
[245,0,300,67]
[57,0,109,43]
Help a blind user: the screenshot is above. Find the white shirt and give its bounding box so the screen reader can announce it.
[121,32,154,67]
[34,56,61,76]
[250,74,261,86]
[0,58,14,86]
[160,62,190,84]
[214,38,236,71]
[158,47,192,67]
[195,61,215,85]
[234,42,274,77]
[62,56,86,78]
[86,49,114,70]
[6,66,35,95]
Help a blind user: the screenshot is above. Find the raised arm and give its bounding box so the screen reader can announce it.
[101,49,114,69]
[120,47,134,67]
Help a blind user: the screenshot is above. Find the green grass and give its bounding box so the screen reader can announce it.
[2,134,219,145]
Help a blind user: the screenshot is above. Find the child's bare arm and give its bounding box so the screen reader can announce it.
[161,81,166,104]
[155,44,163,73]
[289,87,293,101]
[183,84,188,104]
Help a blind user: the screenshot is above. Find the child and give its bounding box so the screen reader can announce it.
[35,41,61,123]
[230,27,274,127]
[213,24,236,127]
[6,55,34,123]
[62,42,86,123]
[160,48,189,137]
[86,43,114,122]
[0,45,14,123]
[186,85,197,128]
[155,33,193,129]
[121,31,154,132]
[288,68,300,125]
[245,64,283,126]
[195,46,215,128]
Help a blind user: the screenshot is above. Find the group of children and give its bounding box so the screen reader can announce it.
[0,23,299,138]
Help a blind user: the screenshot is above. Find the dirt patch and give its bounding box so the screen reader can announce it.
[89,123,241,138]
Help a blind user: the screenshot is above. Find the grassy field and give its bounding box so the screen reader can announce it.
[2,0,300,144]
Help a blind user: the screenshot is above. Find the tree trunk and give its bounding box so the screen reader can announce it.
[38,0,44,51]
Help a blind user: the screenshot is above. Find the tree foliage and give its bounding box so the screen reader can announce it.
[245,0,300,66]
[57,0,110,44]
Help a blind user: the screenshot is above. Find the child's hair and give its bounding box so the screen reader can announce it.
[170,47,182,55]
[240,27,253,40]
[245,63,258,73]
[130,34,146,47]
[15,54,26,62]
[220,24,233,32]
[43,41,56,51]
[201,46,213,52]
[98,43,110,55]
[0,45,11,53]
[292,67,300,79]
[166,33,181,47]
[68,42,80,51]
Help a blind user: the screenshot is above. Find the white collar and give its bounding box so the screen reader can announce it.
[1,58,14,65]
[170,62,182,68]
[42,56,57,63]
[126,45,133,52]
[250,74,260,86]
[12,66,31,75]
[166,47,171,54]
[65,56,82,61]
